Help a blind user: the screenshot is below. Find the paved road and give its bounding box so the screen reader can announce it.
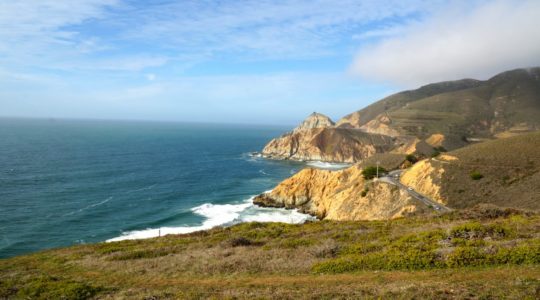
[378,170,452,212]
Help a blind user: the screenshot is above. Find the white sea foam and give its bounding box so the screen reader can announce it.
[306,161,352,170]
[106,196,315,242]
[64,196,113,216]
[125,183,157,194]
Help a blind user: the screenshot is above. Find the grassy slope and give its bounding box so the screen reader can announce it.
[1,207,539,299]
[339,68,540,146]
[432,131,540,209]
[337,79,482,128]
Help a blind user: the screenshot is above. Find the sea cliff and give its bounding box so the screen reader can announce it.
[261,113,397,163]
[253,165,425,220]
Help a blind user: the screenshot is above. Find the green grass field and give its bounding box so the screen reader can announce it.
[1,206,539,299]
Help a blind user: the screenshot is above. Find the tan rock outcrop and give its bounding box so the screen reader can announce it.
[425,133,445,147]
[253,165,424,220]
[293,112,334,132]
[400,159,446,205]
[335,111,362,128]
[359,113,401,137]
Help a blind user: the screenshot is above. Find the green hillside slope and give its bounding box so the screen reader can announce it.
[1,207,539,299]
[339,68,540,146]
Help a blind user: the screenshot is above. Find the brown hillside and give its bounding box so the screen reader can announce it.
[339,68,540,147]
[401,131,540,210]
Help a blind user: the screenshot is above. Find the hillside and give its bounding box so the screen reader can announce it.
[1,207,539,299]
[262,67,540,162]
[340,68,540,142]
[336,78,482,129]
[401,131,540,209]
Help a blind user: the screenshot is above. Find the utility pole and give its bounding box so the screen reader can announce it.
[376,161,380,178]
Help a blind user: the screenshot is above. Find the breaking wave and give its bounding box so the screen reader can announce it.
[107,194,315,242]
[306,161,352,170]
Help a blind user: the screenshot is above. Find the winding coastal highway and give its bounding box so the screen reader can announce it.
[378,170,452,212]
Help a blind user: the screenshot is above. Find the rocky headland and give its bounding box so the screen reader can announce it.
[255,67,540,221]
[261,112,397,163]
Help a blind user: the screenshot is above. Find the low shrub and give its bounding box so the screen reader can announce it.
[16,276,102,300]
[360,187,369,197]
[446,246,486,267]
[313,249,441,273]
[362,166,388,180]
[492,239,540,264]
[279,238,313,249]
[405,154,418,163]
[470,171,484,180]
[111,248,174,260]
[342,242,383,255]
[228,237,262,247]
[308,240,340,258]
[450,222,512,240]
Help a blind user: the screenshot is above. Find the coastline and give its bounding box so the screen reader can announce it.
[107,193,316,242]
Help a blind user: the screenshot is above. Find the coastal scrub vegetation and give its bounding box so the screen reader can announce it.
[470,170,484,180]
[405,154,418,164]
[361,166,388,179]
[1,206,539,299]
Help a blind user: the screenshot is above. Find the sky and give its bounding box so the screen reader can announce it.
[0,0,539,125]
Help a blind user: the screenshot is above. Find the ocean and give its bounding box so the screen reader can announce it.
[0,118,317,258]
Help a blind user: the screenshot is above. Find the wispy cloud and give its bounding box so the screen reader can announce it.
[0,1,119,56]
[3,1,536,123]
[350,0,540,86]
[0,0,434,71]
[119,0,434,59]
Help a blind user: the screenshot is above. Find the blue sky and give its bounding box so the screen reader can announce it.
[1,0,539,125]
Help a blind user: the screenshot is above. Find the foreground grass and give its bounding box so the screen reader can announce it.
[1,206,539,299]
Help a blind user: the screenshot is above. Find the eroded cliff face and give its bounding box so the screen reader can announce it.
[253,165,423,221]
[400,159,447,205]
[262,113,397,163]
[335,111,362,128]
[359,113,401,137]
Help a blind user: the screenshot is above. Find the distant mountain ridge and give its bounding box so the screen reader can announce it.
[262,67,540,162]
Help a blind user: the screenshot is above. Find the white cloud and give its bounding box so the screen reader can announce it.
[0,0,435,72]
[350,0,540,87]
[0,0,118,50]
[111,0,435,59]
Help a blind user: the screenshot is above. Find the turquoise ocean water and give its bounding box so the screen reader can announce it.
[0,118,316,258]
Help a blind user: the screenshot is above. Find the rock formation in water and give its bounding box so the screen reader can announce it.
[262,113,397,163]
